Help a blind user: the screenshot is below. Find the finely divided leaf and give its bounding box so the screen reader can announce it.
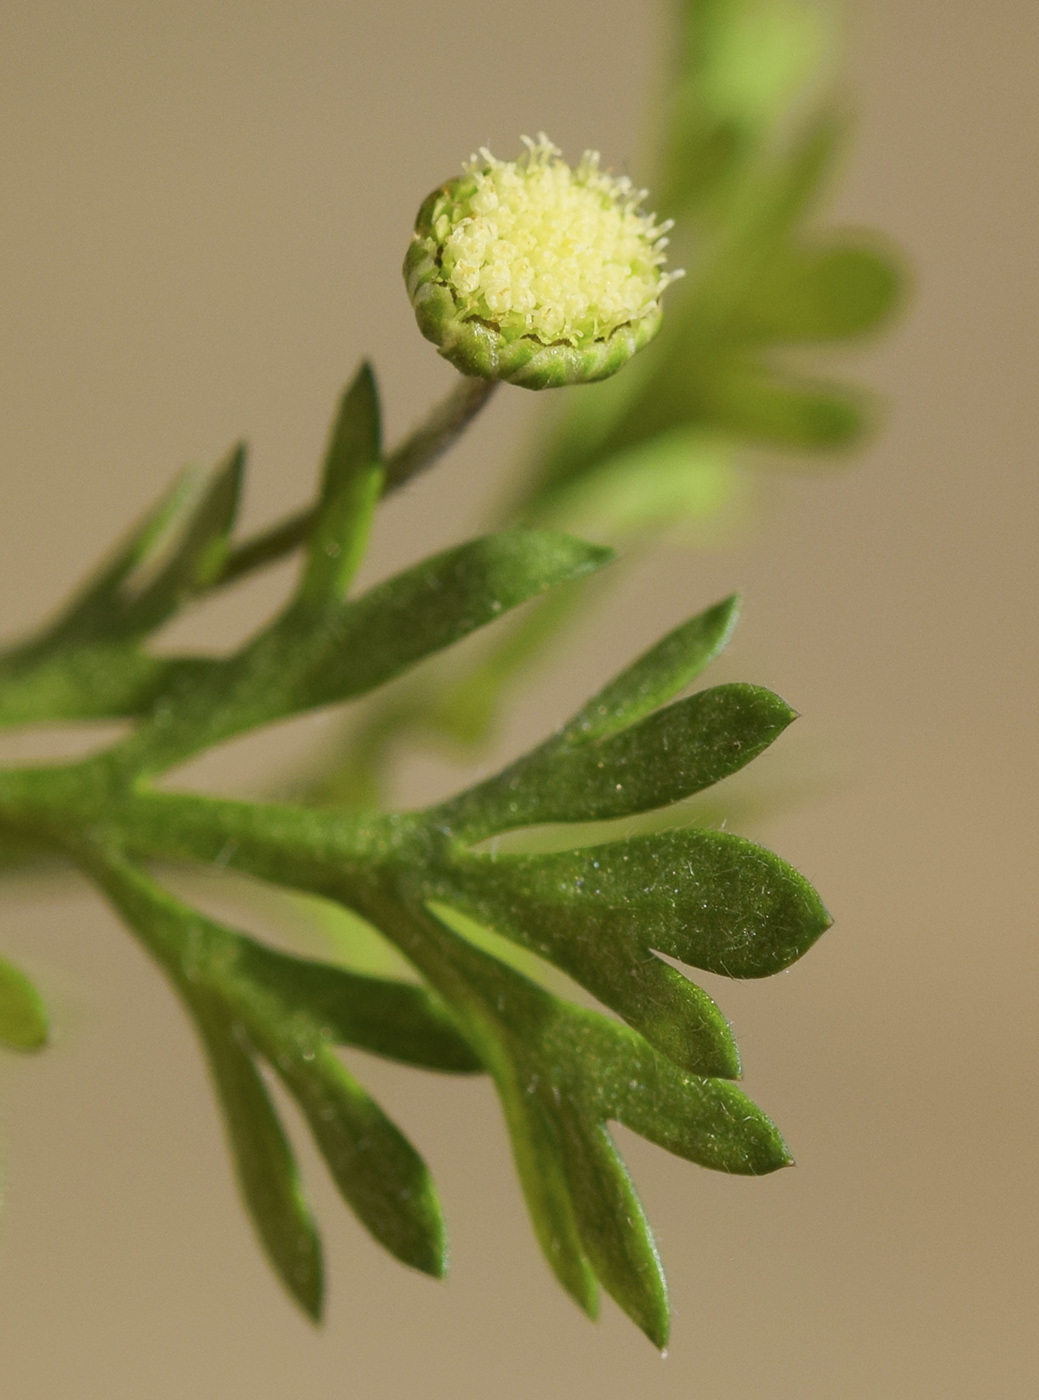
[446,682,794,836]
[500,1081,600,1319]
[0,450,243,725]
[555,1109,669,1348]
[447,827,831,982]
[192,997,323,1320]
[430,826,828,1074]
[122,444,244,633]
[322,530,614,704]
[92,854,451,1297]
[235,939,482,1073]
[430,895,737,1079]
[48,469,203,642]
[262,1037,447,1277]
[123,530,614,771]
[410,906,788,1345]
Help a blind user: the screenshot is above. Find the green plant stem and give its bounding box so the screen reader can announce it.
[219,376,499,589]
[0,765,481,1038]
[0,767,408,906]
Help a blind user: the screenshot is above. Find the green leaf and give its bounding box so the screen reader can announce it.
[420,577,591,751]
[562,594,741,742]
[499,1081,599,1319]
[430,893,738,1081]
[191,997,323,1320]
[46,468,202,642]
[262,1036,447,1277]
[695,366,868,449]
[235,939,482,1073]
[447,827,831,982]
[659,0,835,218]
[0,954,49,1050]
[445,682,794,837]
[119,529,614,772]
[121,443,244,634]
[88,852,450,1286]
[0,450,242,726]
[298,364,384,606]
[741,241,904,343]
[400,904,788,1346]
[323,530,614,704]
[430,826,828,1075]
[554,1109,668,1347]
[535,429,739,538]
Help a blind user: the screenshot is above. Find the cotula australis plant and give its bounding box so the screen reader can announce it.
[0,0,901,1349]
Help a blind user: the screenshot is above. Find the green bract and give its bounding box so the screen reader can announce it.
[404,135,681,388]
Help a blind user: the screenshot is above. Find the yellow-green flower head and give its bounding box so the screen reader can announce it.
[404,134,683,389]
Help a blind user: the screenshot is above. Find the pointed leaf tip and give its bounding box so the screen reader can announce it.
[263,1038,448,1279]
[299,362,384,604]
[309,527,615,705]
[192,1003,324,1320]
[564,593,741,743]
[452,680,797,835]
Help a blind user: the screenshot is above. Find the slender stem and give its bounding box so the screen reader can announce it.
[382,375,498,493]
[218,508,312,585]
[219,376,499,589]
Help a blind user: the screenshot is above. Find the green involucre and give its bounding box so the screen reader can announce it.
[404,137,680,388]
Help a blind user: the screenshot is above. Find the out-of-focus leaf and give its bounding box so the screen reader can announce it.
[46,469,202,642]
[0,451,242,727]
[741,241,904,342]
[659,0,835,217]
[0,954,49,1050]
[693,365,868,448]
[694,0,832,126]
[192,997,323,1320]
[535,430,739,538]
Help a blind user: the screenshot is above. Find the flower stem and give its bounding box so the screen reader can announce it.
[219,376,499,588]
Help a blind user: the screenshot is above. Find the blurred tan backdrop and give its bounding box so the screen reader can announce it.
[0,1,1036,1396]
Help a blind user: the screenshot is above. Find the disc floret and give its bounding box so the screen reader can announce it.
[405,135,682,389]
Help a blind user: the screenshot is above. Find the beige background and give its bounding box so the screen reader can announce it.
[0,1,1037,1395]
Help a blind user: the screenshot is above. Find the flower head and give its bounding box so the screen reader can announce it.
[404,135,682,389]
